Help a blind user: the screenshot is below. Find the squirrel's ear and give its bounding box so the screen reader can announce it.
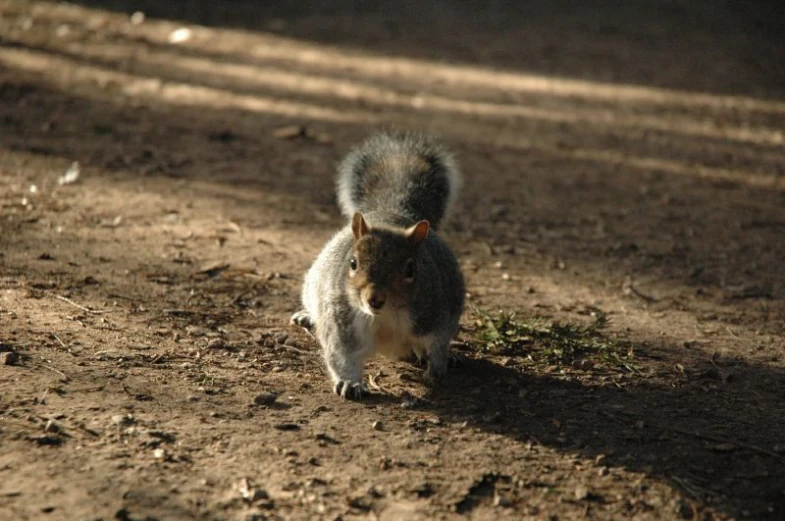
[406,220,430,247]
[351,212,369,240]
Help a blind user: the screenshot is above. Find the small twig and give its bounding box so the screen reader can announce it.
[53,294,107,314]
[599,410,630,427]
[42,364,70,382]
[368,372,385,392]
[51,333,68,350]
[666,425,783,460]
[164,309,197,317]
[742,220,785,229]
[281,344,308,356]
[669,475,705,500]
[230,289,254,306]
[611,410,783,460]
[625,284,658,303]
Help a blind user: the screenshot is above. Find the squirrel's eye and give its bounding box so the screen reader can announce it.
[404,259,415,280]
[350,257,358,271]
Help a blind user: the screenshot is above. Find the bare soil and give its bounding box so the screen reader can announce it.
[1,1,785,520]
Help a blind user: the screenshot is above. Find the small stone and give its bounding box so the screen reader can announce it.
[111,414,135,426]
[249,488,269,501]
[597,467,609,477]
[153,448,166,459]
[400,397,425,409]
[273,125,306,140]
[44,420,60,433]
[493,494,512,507]
[253,392,277,406]
[130,11,145,25]
[57,162,80,185]
[574,485,589,501]
[490,204,508,218]
[235,478,269,502]
[372,421,384,431]
[207,338,225,349]
[167,27,192,44]
[1,351,18,365]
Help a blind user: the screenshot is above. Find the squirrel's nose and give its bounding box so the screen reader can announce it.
[368,292,386,311]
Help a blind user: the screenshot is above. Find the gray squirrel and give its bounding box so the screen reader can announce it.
[290,131,465,399]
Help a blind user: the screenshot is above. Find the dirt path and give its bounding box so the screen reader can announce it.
[1,1,785,520]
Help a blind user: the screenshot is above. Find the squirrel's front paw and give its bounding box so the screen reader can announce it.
[334,380,369,400]
[290,310,314,331]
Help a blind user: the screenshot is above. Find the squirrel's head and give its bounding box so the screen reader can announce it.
[347,212,429,316]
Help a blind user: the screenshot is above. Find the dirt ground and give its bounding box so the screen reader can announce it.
[1,1,785,520]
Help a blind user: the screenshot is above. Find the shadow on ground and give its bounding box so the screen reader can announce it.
[424,350,785,519]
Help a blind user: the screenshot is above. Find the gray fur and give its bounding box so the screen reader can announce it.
[292,132,465,398]
[336,132,461,231]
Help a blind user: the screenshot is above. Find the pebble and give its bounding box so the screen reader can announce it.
[372,421,384,431]
[1,351,18,365]
[167,27,192,44]
[253,392,277,406]
[111,414,135,426]
[153,448,166,459]
[236,478,269,502]
[207,338,225,349]
[130,11,145,25]
[493,494,512,507]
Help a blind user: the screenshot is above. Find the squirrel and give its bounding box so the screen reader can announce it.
[290,131,465,399]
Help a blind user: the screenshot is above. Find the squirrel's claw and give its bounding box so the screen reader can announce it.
[334,380,368,400]
[448,351,468,367]
[290,310,314,331]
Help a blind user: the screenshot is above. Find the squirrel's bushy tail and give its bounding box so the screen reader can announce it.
[336,132,461,230]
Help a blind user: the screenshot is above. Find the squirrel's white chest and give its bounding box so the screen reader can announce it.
[355,309,427,360]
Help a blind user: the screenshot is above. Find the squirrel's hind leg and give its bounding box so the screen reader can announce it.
[423,332,457,384]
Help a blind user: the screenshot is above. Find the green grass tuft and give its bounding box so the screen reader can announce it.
[472,307,635,370]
